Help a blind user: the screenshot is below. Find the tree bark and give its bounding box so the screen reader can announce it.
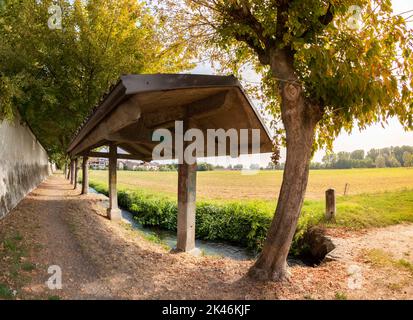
[248,50,322,281]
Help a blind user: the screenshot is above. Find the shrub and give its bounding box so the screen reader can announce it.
[89,181,319,254]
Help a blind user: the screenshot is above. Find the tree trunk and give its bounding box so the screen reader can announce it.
[248,51,322,281]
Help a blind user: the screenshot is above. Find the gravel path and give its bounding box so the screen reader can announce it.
[0,174,412,300]
[327,224,413,263]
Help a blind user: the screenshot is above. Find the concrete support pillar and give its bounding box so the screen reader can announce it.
[70,160,75,185]
[107,144,121,221]
[81,156,89,195]
[66,162,71,180]
[74,158,79,190]
[176,161,197,253]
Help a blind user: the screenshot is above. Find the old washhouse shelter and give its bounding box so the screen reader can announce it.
[67,74,273,254]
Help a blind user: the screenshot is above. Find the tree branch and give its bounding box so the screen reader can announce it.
[275,0,290,42]
[301,3,334,40]
[222,1,274,65]
[233,33,270,65]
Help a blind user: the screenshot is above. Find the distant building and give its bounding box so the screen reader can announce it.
[139,162,160,171]
[123,160,143,170]
[89,158,108,170]
[89,158,161,171]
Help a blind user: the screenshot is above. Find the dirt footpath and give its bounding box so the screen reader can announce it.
[0,175,412,300]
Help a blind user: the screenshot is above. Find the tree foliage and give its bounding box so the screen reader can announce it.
[0,0,194,163]
[402,151,413,167]
[318,145,413,169]
[161,0,413,149]
[161,0,413,281]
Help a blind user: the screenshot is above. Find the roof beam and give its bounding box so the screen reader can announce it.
[69,96,142,156]
[83,151,142,160]
[144,91,230,129]
[106,121,153,143]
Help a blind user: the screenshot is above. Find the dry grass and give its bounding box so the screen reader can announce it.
[88,168,413,201]
[363,248,413,275]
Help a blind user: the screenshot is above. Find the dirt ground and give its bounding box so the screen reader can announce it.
[0,175,412,300]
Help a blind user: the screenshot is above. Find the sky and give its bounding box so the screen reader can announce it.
[185,0,413,167]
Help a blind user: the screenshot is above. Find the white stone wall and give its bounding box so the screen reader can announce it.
[0,113,50,219]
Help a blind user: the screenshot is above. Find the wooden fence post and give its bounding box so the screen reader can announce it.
[325,188,336,221]
[344,183,349,196]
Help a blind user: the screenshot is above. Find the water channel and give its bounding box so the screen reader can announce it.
[90,188,257,260]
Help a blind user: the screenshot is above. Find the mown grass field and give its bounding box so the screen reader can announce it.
[88,168,413,231]
[89,168,413,201]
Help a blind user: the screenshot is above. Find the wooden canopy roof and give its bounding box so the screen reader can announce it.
[67,74,273,161]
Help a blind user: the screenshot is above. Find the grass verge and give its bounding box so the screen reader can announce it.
[0,232,38,299]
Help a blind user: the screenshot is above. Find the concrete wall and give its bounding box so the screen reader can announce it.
[0,113,51,219]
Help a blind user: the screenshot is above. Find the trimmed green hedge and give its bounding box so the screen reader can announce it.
[90,181,272,251]
[89,181,317,254]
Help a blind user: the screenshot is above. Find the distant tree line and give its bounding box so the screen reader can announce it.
[265,146,413,170]
[320,146,413,169]
[158,163,265,172]
[136,146,413,172]
[157,163,216,172]
[158,164,179,172]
